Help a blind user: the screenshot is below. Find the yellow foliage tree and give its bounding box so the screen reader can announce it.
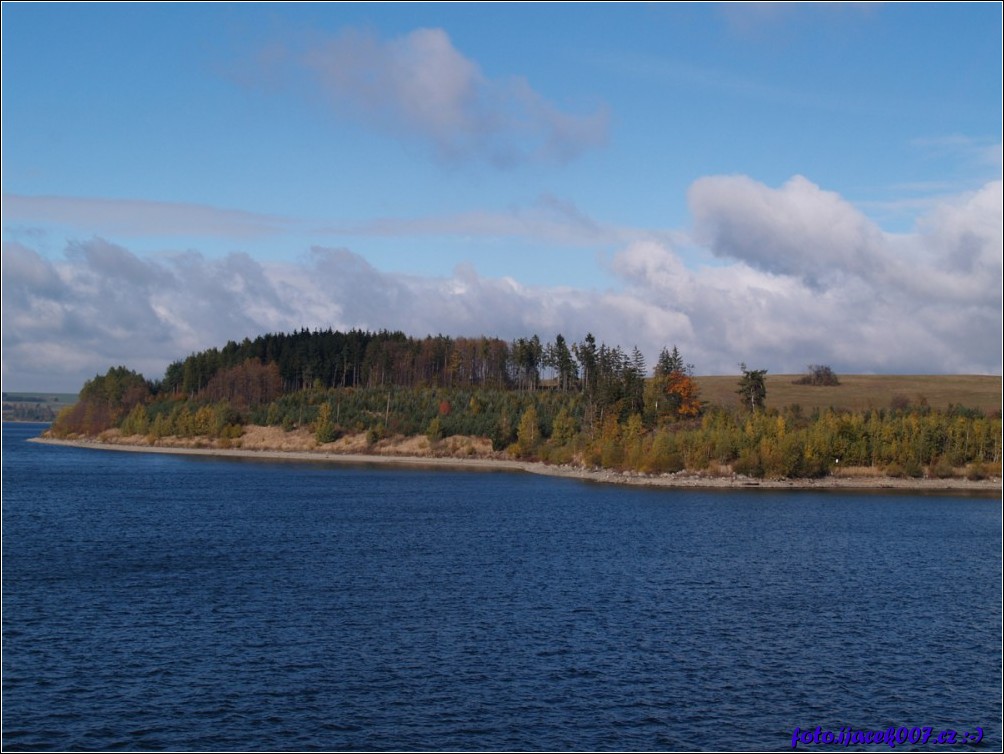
[515,405,541,457]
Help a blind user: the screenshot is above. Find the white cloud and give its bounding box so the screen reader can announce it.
[4,191,667,256]
[257,26,609,166]
[717,2,880,38]
[326,193,642,247]
[911,135,1003,169]
[677,175,1000,373]
[688,174,890,284]
[915,180,1002,287]
[2,194,289,239]
[3,176,1000,391]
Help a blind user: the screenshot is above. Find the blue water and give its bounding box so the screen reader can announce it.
[2,422,1001,751]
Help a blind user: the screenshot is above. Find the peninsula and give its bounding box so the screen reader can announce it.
[42,329,1002,490]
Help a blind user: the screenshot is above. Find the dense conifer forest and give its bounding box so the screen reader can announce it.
[49,328,1002,480]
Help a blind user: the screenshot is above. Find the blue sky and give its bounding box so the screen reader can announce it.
[2,2,1001,391]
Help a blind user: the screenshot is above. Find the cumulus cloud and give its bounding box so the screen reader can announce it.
[1,240,601,390]
[689,174,891,285]
[2,240,290,390]
[3,176,1000,391]
[914,180,1002,287]
[675,175,1001,373]
[256,27,609,166]
[688,174,1002,309]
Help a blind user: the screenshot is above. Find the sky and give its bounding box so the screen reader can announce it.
[2,2,1001,392]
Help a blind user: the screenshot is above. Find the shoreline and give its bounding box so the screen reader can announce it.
[29,436,1002,495]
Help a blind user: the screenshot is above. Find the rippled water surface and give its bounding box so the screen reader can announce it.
[3,422,1001,751]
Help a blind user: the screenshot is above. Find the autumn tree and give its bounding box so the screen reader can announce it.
[550,406,577,445]
[315,401,339,443]
[202,360,282,409]
[51,366,150,436]
[664,369,703,419]
[514,405,541,457]
[647,345,702,423]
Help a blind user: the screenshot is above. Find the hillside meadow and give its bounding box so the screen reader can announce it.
[695,374,1001,414]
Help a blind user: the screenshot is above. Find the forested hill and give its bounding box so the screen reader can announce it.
[47,328,1001,481]
[48,327,700,452]
[159,328,662,398]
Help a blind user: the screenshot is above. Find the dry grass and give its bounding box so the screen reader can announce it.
[695,374,1001,413]
[240,425,317,451]
[306,428,494,458]
[831,465,885,478]
[438,435,495,457]
[376,435,432,456]
[89,425,497,458]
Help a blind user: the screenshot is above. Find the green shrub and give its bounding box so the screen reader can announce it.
[886,460,923,478]
[965,462,987,481]
[368,424,388,445]
[732,448,763,478]
[426,417,443,442]
[930,456,956,479]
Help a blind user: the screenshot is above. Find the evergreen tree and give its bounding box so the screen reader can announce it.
[655,346,684,377]
[574,333,598,396]
[738,363,768,411]
[550,334,578,391]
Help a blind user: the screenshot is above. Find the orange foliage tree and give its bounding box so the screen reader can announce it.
[664,370,703,419]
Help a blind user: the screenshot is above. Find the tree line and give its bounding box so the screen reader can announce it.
[158,329,586,395]
[145,328,702,425]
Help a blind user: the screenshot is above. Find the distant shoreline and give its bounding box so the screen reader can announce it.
[30,436,1002,495]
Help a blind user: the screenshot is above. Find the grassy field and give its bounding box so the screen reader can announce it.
[694,374,1002,414]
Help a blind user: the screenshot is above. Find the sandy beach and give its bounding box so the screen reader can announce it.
[30,434,1002,494]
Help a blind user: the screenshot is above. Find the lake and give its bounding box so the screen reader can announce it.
[2,422,1001,751]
